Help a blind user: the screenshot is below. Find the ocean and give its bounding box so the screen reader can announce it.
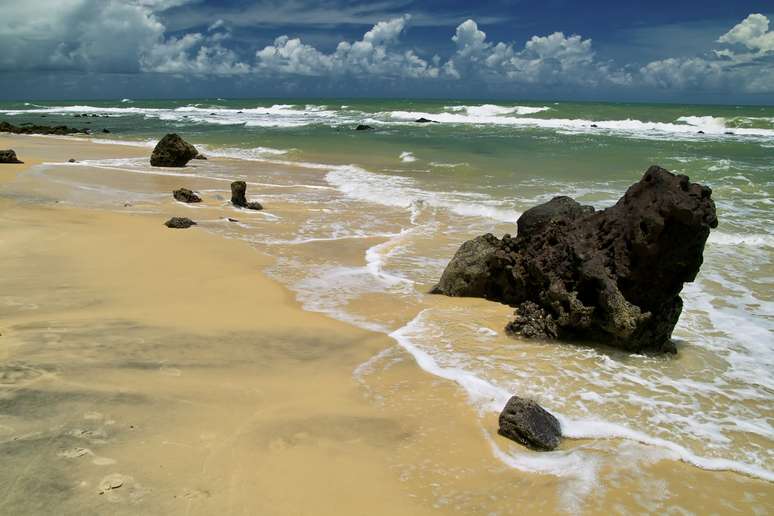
[2,98,772,505]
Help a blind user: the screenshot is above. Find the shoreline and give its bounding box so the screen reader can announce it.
[0,133,772,513]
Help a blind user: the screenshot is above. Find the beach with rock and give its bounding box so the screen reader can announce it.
[0,99,772,515]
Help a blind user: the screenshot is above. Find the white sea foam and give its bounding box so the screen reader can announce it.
[399,151,416,163]
[445,104,551,116]
[382,110,774,140]
[390,309,774,482]
[325,164,521,223]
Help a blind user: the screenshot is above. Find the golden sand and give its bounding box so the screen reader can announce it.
[0,135,771,514]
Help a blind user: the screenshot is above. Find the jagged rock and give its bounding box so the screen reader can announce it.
[432,166,718,353]
[0,120,87,136]
[230,181,263,210]
[498,396,562,451]
[150,134,198,167]
[173,188,201,203]
[0,149,22,164]
[164,217,197,229]
[415,117,438,123]
[356,124,373,131]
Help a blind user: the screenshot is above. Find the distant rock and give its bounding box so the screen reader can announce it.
[356,124,373,131]
[193,154,207,160]
[0,120,87,136]
[590,124,598,128]
[230,180,263,210]
[432,166,718,353]
[173,188,202,203]
[415,117,438,124]
[150,134,198,167]
[0,149,23,164]
[164,217,197,229]
[102,128,111,133]
[498,396,562,451]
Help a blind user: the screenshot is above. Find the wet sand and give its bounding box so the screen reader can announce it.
[0,135,771,515]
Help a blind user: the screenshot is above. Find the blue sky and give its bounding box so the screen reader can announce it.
[0,0,772,103]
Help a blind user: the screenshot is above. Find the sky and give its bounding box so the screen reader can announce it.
[0,0,773,104]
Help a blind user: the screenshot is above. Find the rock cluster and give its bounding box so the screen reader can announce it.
[432,166,718,353]
[230,181,263,210]
[0,149,23,164]
[150,134,198,167]
[0,120,87,135]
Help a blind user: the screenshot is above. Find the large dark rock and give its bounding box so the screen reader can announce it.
[230,181,263,210]
[0,120,87,136]
[0,149,23,164]
[498,396,562,451]
[432,166,718,353]
[150,134,198,167]
[173,188,201,203]
[164,217,197,229]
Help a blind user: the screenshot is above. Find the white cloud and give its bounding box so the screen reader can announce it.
[445,19,630,86]
[0,0,251,75]
[718,13,774,53]
[640,13,774,94]
[0,4,771,96]
[255,15,440,78]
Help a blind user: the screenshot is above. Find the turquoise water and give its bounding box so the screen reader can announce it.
[2,98,773,493]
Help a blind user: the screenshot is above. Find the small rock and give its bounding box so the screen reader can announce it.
[355,124,373,131]
[193,154,207,160]
[68,158,76,163]
[414,117,438,124]
[227,217,239,222]
[0,149,23,164]
[697,130,705,134]
[102,128,111,133]
[164,217,197,229]
[590,124,598,128]
[724,131,734,135]
[230,181,263,210]
[172,188,202,203]
[498,396,562,451]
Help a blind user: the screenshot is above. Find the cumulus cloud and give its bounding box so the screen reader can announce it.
[0,4,771,96]
[640,13,774,93]
[256,15,440,78]
[0,0,248,74]
[445,19,630,86]
[717,13,774,53]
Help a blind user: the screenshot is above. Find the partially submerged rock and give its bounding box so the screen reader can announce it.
[164,217,197,229]
[415,117,438,124]
[173,188,202,203]
[193,154,207,160]
[433,166,718,353]
[150,134,198,167]
[498,396,562,451]
[0,149,23,164]
[230,181,263,210]
[0,120,87,136]
[356,124,373,131]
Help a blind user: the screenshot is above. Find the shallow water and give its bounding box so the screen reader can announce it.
[1,98,773,510]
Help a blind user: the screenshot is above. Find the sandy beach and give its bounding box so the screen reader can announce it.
[0,134,772,514]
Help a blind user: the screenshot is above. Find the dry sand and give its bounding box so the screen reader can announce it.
[0,135,771,515]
